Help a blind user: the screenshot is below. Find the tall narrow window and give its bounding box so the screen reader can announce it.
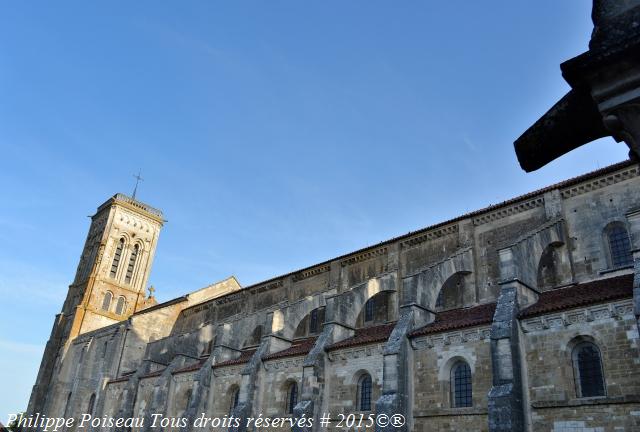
[286,382,298,414]
[309,309,319,334]
[230,387,240,415]
[102,291,113,312]
[358,373,372,411]
[125,244,140,284]
[115,296,126,315]
[451,361,472,407]
[87,394,96,415]
[607,225,633,268]
[63,392,73,417]
[364,298,375,323]
[180,388,192,414]
[573,342,606,398]
[102,341,109,359]
[110,238,125,278]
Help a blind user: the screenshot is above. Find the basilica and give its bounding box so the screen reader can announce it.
[25,159,640,431]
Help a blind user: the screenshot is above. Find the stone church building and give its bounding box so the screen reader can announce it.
[26,160,640,431]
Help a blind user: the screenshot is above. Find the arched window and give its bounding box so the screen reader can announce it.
[230,387,240,415]
[286,382,298,414]
[309,309,319,334]
[102,291,113,312]
[364,298,375,323]
[179,388,192,414]
[357,373,372,411]
[115,296,126,315]
[110,238,125,278]
[87,393,96,415]
[125,244,140,284]
[573,342,606,398]
[606,224,633,268]
[451,361,472,408]
[63,392,73,417]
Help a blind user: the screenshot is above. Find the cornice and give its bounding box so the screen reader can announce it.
[263,357,304,372]
[472,197,544,226]
[401,224,458,248]
[412,326,491,350]
[292,264,331,282]
[341,247,387,267]
[520,300,633,333]
[327,342,384,361]
[560,165,638,198]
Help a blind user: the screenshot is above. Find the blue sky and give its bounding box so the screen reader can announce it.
[0,1,629,419]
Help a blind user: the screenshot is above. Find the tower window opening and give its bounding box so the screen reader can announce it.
[125,244,140,284]
[115,296,126,315]
[110,238,125,278]
[102,291,113,312]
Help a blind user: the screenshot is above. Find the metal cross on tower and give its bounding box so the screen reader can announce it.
[132,170,144,200]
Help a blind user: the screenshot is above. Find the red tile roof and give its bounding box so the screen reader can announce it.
[263,336,318,361]
[107,370,136,384]
[213,349,257,368]
[326,322,396,351]
[519,274,633,318]
[138,369,165,379]
[409,303,497,338]
[107,376,131,384]
[172,356,210,374]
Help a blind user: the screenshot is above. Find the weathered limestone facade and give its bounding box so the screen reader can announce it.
[27,161,640,431]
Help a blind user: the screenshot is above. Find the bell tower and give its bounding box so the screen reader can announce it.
[65,193,164,337]
[27,193,164,417]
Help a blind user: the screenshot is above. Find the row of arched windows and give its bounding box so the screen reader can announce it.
[442,340,606,409]
[74,341,605,419]
[110,238,142,284]
[229,374,373,414]
[101,291,127,315]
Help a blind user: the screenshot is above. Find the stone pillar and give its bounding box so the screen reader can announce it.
[180,328,219,432]
[489,244,539,432]
[293,292,354,432]
[228,315,275,432]
[137,358,182,432]
[374,263,433,432]
[374,305,430,432]
[487,281,525,432]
